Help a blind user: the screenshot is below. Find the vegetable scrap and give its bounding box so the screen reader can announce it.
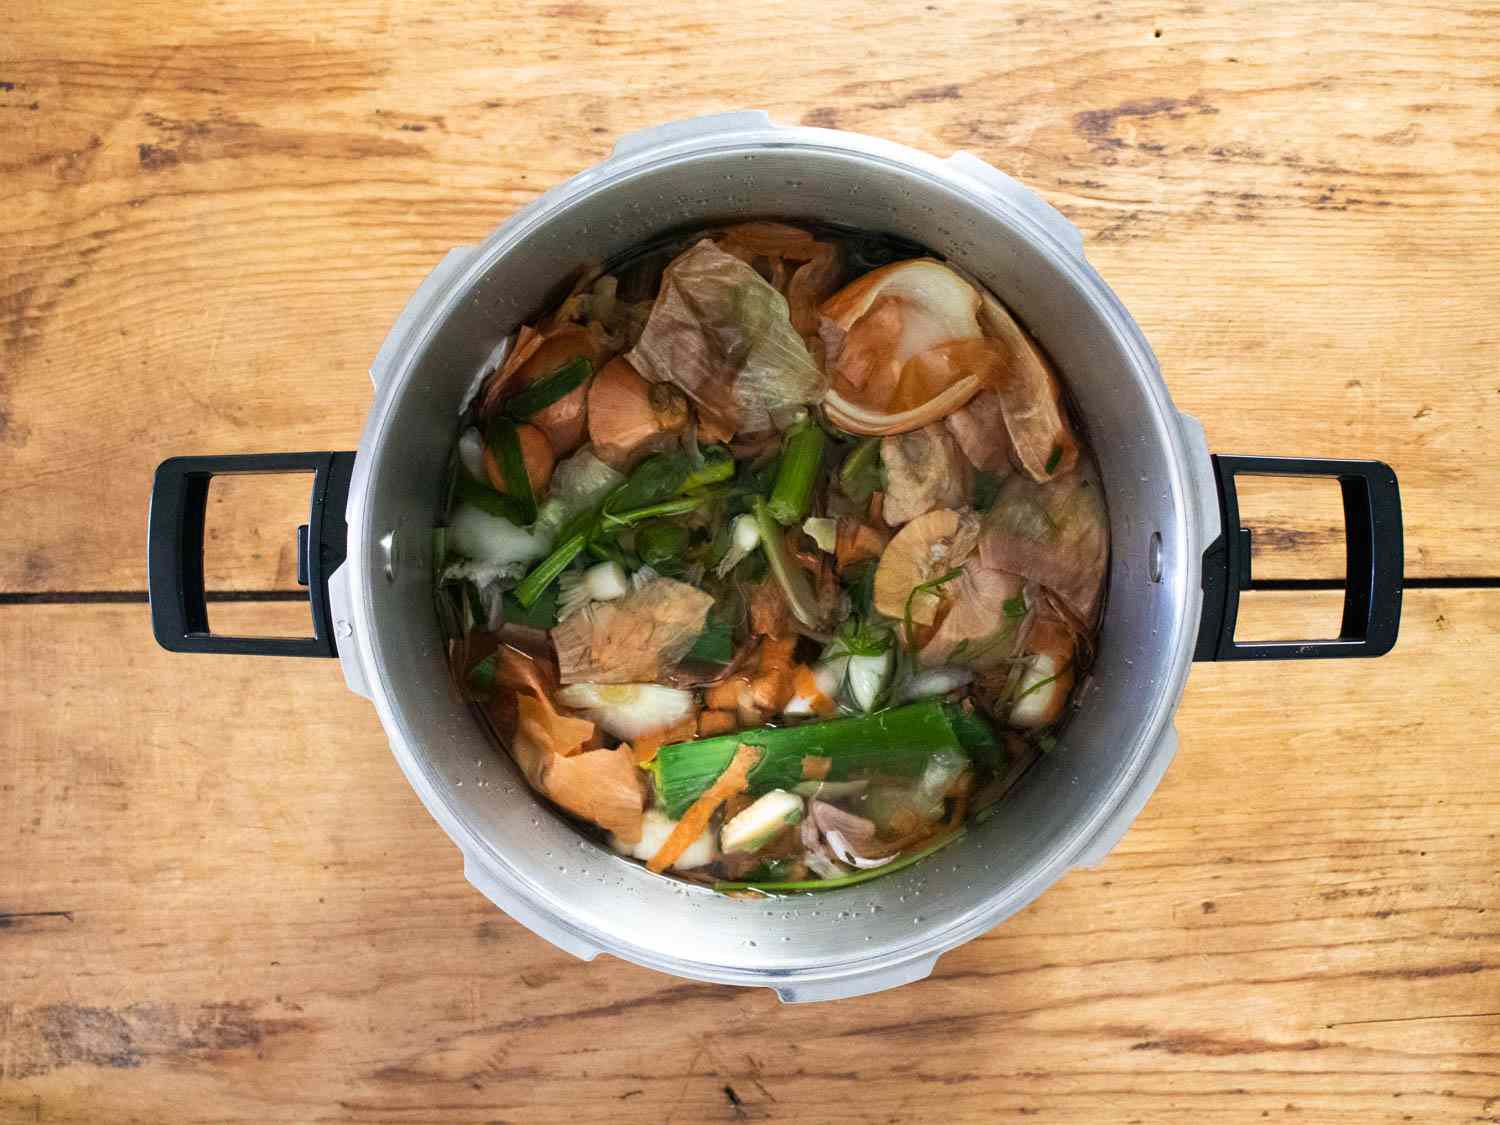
[436,221,1106,893]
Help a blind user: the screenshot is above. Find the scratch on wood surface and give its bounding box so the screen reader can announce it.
[0,910,74,929]
[1326,1010,1500,1028]
[1128,1031,1330,1056]
[3,1001,308,1078]
[1072,93,1219,149]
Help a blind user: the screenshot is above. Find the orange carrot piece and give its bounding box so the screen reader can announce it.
[706,675,750,712]
[801,754,832,780]
[631,716,699,765]
[647,744,762,874]
[750,636,798,713]
[698,710,738,737]
[792,665,838,717]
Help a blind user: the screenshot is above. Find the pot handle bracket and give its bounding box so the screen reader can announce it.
[1195,456,1403,661]
[148,452,356,657]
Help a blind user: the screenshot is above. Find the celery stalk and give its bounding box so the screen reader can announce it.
[767,420,826,525]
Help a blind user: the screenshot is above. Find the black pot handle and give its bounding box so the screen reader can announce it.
[1194,455,1403,661]
[148,452,356,657]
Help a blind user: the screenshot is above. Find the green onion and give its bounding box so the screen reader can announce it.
[648,700,971,818]
[602,490,728,529]
[1044,444,1064,475]
[837,436,882,503]
[973,470,1003,511]
[682,449,735,492]
[713,828,966,894]
[1014,670,1062,703]
[454,477,531,526]
[467,652,498,697]
[1003,593,1028,618]
[585,539,634,568]
[502,357,593,420]
[502,584,560,629]
[603,452,693,515]
[513,529,588,607]
[903,567,963,650]
[829,617,894,658]
[636,521,690,574]
[845,560,878,619]
[685,617,734,665]
[432,527,448,573]
[767,419,827,525]
[945,705,1003,767]
[486,419,537,524]
[752,497,823,628]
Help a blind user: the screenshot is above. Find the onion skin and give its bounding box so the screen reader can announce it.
[824,377,982,436]
[872,508,980,624]
[819,259,984,434]
[1007,616,1077,729]
[586,357,688,471]
[509,326,608,455]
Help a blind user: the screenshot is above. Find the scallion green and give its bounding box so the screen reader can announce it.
[648,700,973,818]
[767,419,827,525]
[486,419,537,524]
[502,356,593,420]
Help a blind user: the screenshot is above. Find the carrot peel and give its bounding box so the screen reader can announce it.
[647,744,761,873]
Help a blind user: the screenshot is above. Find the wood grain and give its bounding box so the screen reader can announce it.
[3,1,1498,590]
[2,590,1496,1123]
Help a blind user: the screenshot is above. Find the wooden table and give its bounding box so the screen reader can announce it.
[3,2,1497,1121]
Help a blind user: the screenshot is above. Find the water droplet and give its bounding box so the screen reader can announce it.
[746,939,757,947]
[913,916,924,925]
[557,866,568,874]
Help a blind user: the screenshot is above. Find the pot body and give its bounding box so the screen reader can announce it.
[150,112,1399,1002]
[328,112,1216,1001]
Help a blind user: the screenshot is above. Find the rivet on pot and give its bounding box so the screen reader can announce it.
[378,530,399,582]
[1148,531,1163,582]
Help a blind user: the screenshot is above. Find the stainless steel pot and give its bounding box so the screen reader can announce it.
[147,112,1403,1002]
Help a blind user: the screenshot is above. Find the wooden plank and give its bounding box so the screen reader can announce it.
[1,590,1496,1122]
[3,1,1497,590]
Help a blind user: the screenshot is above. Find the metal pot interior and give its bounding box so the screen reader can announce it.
[352,137,1196,981]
